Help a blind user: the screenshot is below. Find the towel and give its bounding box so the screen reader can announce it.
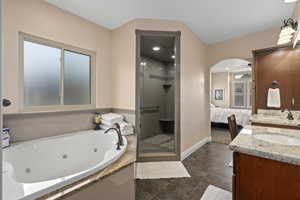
[101,113,124,125]
[267,88,281,108]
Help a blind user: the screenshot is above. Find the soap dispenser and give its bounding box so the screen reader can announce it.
[2,128,11,148]
[93,112,102,130]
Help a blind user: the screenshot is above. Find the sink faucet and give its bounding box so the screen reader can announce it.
[282,109,294,120]
[104,123,124,150]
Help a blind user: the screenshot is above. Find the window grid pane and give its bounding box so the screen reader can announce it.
[24,41,61,106]
[63,50,91,105]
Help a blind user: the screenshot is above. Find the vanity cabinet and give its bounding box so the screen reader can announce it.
[232,152,300,200]
[254,44,300,111]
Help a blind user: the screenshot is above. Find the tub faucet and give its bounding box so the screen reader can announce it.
[104,123,124,150]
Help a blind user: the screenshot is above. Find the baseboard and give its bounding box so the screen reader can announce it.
[181,136,211,161]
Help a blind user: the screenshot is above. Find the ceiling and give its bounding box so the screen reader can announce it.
[211,58,251,73]
[46,0,295,44]
[141,35,175,64]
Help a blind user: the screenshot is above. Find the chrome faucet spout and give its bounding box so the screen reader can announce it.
[104,126,124,150]
[114,123,124,146]
[282,109,294,120]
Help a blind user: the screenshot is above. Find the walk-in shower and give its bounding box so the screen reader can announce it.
[136,30,181,161]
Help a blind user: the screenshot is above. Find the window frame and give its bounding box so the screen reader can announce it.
[247,80,252,109]
[19,32,96,112]
[231,80,247,108]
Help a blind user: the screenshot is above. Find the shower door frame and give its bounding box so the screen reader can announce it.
[135,30,181,162]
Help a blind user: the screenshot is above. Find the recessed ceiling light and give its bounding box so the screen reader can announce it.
[152,46,160,51]
[140,62,147,66]
[284,0,298,3]
[172,55,175,59]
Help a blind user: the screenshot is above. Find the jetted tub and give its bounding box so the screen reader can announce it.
[3,130,127,200]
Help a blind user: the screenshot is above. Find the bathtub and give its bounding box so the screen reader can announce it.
[3,130,127,200]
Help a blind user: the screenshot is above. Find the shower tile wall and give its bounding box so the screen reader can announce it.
[140,57,175,140]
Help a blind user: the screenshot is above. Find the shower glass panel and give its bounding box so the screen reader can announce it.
[139,34,177,155]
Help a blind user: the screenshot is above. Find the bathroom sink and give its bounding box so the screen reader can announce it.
[254,134,300,146]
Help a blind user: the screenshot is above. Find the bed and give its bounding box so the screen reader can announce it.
[211,106,251,127]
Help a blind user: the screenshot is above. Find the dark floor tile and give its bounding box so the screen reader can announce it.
[135,142,232,199]
[135,188,157,200]
[190,181,210,200]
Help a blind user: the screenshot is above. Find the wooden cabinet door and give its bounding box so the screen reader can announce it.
[291,47,300,110]
[235,153,300,200]
[255,49,293,110]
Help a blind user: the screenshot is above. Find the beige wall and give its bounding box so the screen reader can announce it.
[293,1,300,46]
[207,28,280,66]
[111,19,211,152]
[111,21,136,110]
[211,72,230,108]
[3,0,112,113]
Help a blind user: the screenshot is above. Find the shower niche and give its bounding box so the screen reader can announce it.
[136,30,180,161]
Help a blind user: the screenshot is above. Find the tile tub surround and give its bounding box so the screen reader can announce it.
[229,125,300,166]
[3,108,135,143]
[35,134,136,200]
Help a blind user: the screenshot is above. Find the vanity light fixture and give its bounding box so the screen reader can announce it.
[277,18,298,45]
[152,46,160,51]
[172,55,175,59]
[284,0,298,3]
[140,62,147,66]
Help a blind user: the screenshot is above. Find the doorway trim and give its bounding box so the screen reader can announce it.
[135,30,181,162]
[1,0,3,196]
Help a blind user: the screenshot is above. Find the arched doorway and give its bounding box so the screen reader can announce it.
[210,58,252,144]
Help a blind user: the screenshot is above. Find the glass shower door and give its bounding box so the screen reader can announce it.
[136,31,180,160]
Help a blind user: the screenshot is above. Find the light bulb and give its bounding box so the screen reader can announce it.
[152,46,160,51]
[284,0,298,3]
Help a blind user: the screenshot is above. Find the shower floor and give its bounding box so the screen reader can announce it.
[140,134,175,153]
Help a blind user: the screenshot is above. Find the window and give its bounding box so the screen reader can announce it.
[21,33,95,111]
[231,72,252,109]
[247,80,252,108]
[231,80,252,109]
[233,73,251,80]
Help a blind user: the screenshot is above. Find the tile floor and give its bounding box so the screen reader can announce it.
[140,134,175,153]
[211,127,231,145]
[135,141,233,200]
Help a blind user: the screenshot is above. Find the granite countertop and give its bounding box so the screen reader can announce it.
[251,114,300,127]
[37,134,137,200]
[229,125,300,166]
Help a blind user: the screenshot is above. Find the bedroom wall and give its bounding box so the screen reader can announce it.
[211,72,230,108]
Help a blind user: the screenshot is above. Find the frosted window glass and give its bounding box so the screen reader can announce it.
[24,41,61,106]
[63,50,91,105]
